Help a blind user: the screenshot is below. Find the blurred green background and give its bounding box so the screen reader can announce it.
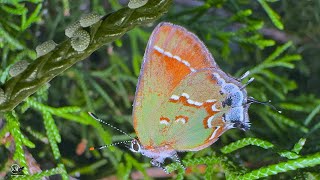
[0,0,320,179]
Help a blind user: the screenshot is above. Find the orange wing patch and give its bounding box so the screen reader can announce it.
[169,93,222,127]
[175,115,189,124]
[153,24,214,70]
[160,116,170,125]
[152,49,192,90]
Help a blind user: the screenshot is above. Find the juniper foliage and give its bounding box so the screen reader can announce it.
[0,0,319,179]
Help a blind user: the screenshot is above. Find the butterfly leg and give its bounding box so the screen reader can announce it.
[150,159,169,174]
[171,153,186,170]
[238,70,250,81]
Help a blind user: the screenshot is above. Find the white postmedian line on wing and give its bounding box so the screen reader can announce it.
[209,126,221,140]
[153,45,196,72]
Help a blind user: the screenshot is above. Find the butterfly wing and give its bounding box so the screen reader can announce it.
[155,69,250,151]
[133,22,216,146]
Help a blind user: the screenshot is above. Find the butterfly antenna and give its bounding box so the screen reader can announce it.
[88,112,134,139]
[89,140,131,151]
[247,97,282,113]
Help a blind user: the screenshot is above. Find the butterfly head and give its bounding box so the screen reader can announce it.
[129,139,142,153]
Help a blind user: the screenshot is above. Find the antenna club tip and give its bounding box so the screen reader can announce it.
[89,147,95,151]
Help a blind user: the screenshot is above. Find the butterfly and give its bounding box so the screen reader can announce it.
[90,22,256,172]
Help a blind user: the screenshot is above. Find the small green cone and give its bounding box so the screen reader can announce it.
[128,0,148,9]
[79,13,100,27]
[71,29,90,52]
[9,60,29,77]
[36,40,57,57]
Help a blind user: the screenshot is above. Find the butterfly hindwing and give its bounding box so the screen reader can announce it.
[155,69,230,151]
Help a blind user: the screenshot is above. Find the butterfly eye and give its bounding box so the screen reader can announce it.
[223,91,244,108]
[130,140,141,152]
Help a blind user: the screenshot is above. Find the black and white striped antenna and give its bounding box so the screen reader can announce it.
[88,112,134,151]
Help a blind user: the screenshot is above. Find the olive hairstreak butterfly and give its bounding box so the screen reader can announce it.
[89,22,267,172]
